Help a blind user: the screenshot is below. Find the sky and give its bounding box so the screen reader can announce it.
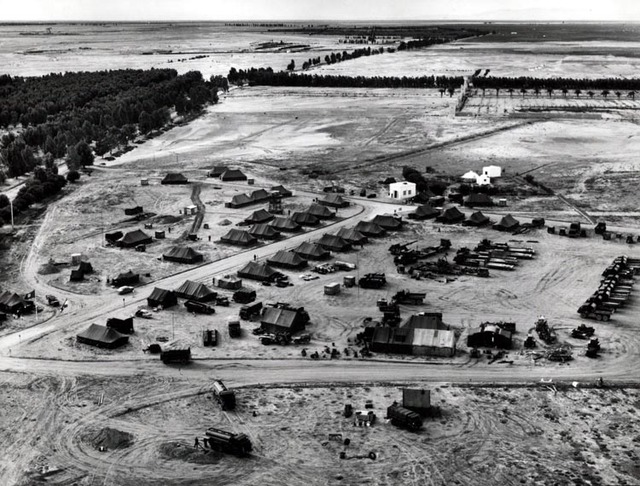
[2,0,640,22]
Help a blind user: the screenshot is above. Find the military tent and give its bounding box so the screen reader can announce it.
[291,212,320,227]
[118,229,152,248]
[245,209,274,224]
[105,231,123,244]
[436,207,465,224]
[208,166,228,178]
[77,324,129,349]
[112,270,139,287]
[269,217,300,232]
[77,261,93,274]
[371,215,403,230]
[408,204,440,220]
[250,189,271,203]
[467,324,512,349]
[463,211,491,227]
[237,261,280,282]
[293,242,331,260]
[267,250,308,269]
[220,229,258,246]
[249,224,280,240]
[220,169,247,181]
[464,193,494,207]
[307,203,335,219]
[175,280,217,302]
[215,275,243,290]
[70,269,85,281]
[319,194,350,208]
[124,206,143,216]
[354,221,386,237]
[161,172,189,185]
[147,288,177,308]
[271,185,293,197]
[493,214,520,232]
[260,307,307,334]
[163,246,204,264]
[226,193,254,209]
[0,291,26,314]
[316,234,352,252]
[106,317,135,334]
[402,313,447,330]
[336,227,368,245]
[412,190,436,204]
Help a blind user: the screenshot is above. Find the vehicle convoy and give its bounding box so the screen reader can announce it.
[204,427,252,456]
[387,403,423,431]
[160,348,191,365]
[212,380,236,410]
[185,300,215,315]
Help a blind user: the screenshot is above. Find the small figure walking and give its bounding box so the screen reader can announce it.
[208,235,211,242]
[122,298,125,308]
[194,437,200,449]
[253,254,257,261]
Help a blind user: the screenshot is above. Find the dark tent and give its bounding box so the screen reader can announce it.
[307,203,335,219]
[220,229,258,246]
[371,215,403,230]
[112,270,139,287]
[382,177,397,185]
[77,261,93,274]
[250,189,271,203]
[336,227,368,245]
[249,224,280,240]
[464,193,494,207]
[269,217,300,232]
[0,291,26,314]
[226,193,254,208]
[161,173,189,185]
[70,269,84,282]
[175,280,217,302]
[463,211,491,227]
[467,324,512,349]
[220,169,247,181]
[271,185,293,197]
[106,317,135,334]
[291,212,320,227]
[209,166,228,178]
[316,234,352,252]
[429,196,446,207]
[124,206,143,216]
[105,231,123,243]
[436,207,465,224]
[354,221,386,237]
[155,230,165,239]
[293,242,330,260]
[319,194,350,208]
[260,307,307,334]
[402,313,448,330]
[493,214,520,232]
[147,288,178,308]
[408,204,440,220]
[370,327,414,355]
[245,209,274,224]
[267,250,308,269]
[163,246,204,264]
[237,261,280,282]
[412,190,436,204]
[77,324,129,349]
[118,229,152,248]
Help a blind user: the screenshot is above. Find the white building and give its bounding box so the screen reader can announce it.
[388,181,416,200]
[461,170,479,182]
[482,165,502,178]
[476,174,491,186]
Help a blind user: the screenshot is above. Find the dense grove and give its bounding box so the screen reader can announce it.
[473,75,640,93]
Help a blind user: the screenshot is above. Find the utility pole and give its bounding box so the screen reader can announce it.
[10,199,14,230]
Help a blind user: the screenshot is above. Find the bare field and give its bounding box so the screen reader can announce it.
[2,373,639,486]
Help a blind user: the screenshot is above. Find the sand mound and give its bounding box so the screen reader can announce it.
[154,215,182,224]
[158,442,220,464]
[92,427,133,450]
[37,262,61,275]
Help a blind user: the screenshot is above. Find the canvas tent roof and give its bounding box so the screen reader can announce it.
[147,288,177,308]
[175,280,217,302]
[270,217,300,231]
[161,172,189,184]
[267,250,307,268]
[250,189,271,202]
[261,307,306,333]
[249,224,280,239]
[463,211,490,227]
[371,215,403,230]
[112,270,139,287]
[163,246,204,263]
[354,221,386,237]
[245,209,274,224]
[291,212,320,226]
[412,190,436,203]
[293,242,330,260]
[220,169,247,181]
[336,227,368,245]
[410,203,440,220]
[436,207,465,224]
[119,229,152,247]
[271,185,292,197]
[319,194,349,208]
[77,261,93,273]
[307,203,335,219]
[465,193,494,207]
[209,166,228,177]
[228,193,254,208]
[494,214,520,231]
[237,261,280,281]
[402,313,447,330]
[221,229,257,246]
[0,291,25,313]
[77,324,129,349]
[316,234,352,252]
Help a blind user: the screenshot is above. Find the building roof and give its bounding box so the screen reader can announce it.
[371,215,403,230]
[163,246,204,263]
[270,217,300,231]
[267,250,307,268]
[249,223,280,239]
[245,209,274,224]
[237,261,279,281]
[336,227,368,245]
[221,229,258,245]
[175,280,217,301]
[260,307,300,330]
[77,324,129,346]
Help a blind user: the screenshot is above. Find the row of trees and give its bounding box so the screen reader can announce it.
[472,75,640,92]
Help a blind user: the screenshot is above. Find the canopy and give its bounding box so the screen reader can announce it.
[249,224,280,239]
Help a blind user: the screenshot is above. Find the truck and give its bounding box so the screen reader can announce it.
[577,303,612,321]
[204,427,252,456]
[160,348,191,365]
[203,329,218,347]
[233,289,256,304]
[239,301,262,320]
[392,290,426,305]
[359,273,386,289]
[212,380,236,410]
[185,300,215,315]
[228,320,241,338]
[386,403,423,431]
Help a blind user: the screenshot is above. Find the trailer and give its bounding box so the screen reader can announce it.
[160,348,191,365]
[204,427,252,456]
[212,380,236,410]
[185,300,215,315]
[359,273,386,289]
[239,301,263,320]
[386,404,423,431]
[392,290,426,305]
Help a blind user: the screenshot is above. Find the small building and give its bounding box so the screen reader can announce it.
[147,288,178,308]
[161,172,189,185]
[324,283,341,295]
[77,324,129,349]
[221,229,258,246]
[461,170,479,182]
[175,280,217,302]
[498,198,507,207]
[184,205,197,215]
[140,179,149,186]
[260,306,308,334]
[69,269,85,282]
[293,242,331,260]
[220,169,247,181]
[155,230,166,239]
[483,165,502,178]
[163,246,204,264]
[237,261,280,282]
[388,181,416,201]
[77,261,93,274]
[267,250,308,269]
[476,174,491,186]
[71,253,83,265]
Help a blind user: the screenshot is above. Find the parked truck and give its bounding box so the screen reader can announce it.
[212,380,236,410]
[386,403,423,431]
[228,320,241,338]
[359,273,386,289]
[204,427,252,456]
[233,289,256,304]
[160,348,191,365]
[185,300,215,315]
[203,329,218,347]
[239,301,263,320]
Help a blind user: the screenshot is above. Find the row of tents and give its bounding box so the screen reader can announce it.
[226,185,293,209]
[208,166,248,181]
[409,203,521,231]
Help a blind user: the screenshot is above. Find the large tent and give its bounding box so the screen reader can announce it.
[118,229,152,248]
[354,221,386,237]
[267,250,308,269]
[208,166,228,178]
[250,189,271,203]
[316,234,352,252]
[77,324,129,349]
[237,261,280,282]
[319,194,349,208]
[249,224,280,240]
[105,231,123,244]
[220,229,258,246]
[112,270,140,287]
[412,190,436,204]
[371,327,456,357]
[147,288,178,308]
[245,209,274,224]
[307,203,335,220]
[408,204,440,220]
[163,246,204,264]
[106,317,135,334]
[0,291,26,314]
[269,217,300,232]
[436,207,465,224]
[463,211,491,227]
[260,307,308,334]
[161,172,189,185]
[124,206,143,216]
[270,185,293,197]
[175,280,217,302]
[291,212,320,226]
[77,261,93,274]
[336,227,368,245]
[493,214,520,232]
[402,313,447,330]
[220,169,247,181]
[293,242,330,260]
[226,193,254,209]
[371,215,403,230]
[464,193,494,207]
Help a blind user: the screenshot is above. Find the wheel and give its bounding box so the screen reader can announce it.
[369,452,377,460]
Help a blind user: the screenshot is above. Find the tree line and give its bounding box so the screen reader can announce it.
[472,75,640,93]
